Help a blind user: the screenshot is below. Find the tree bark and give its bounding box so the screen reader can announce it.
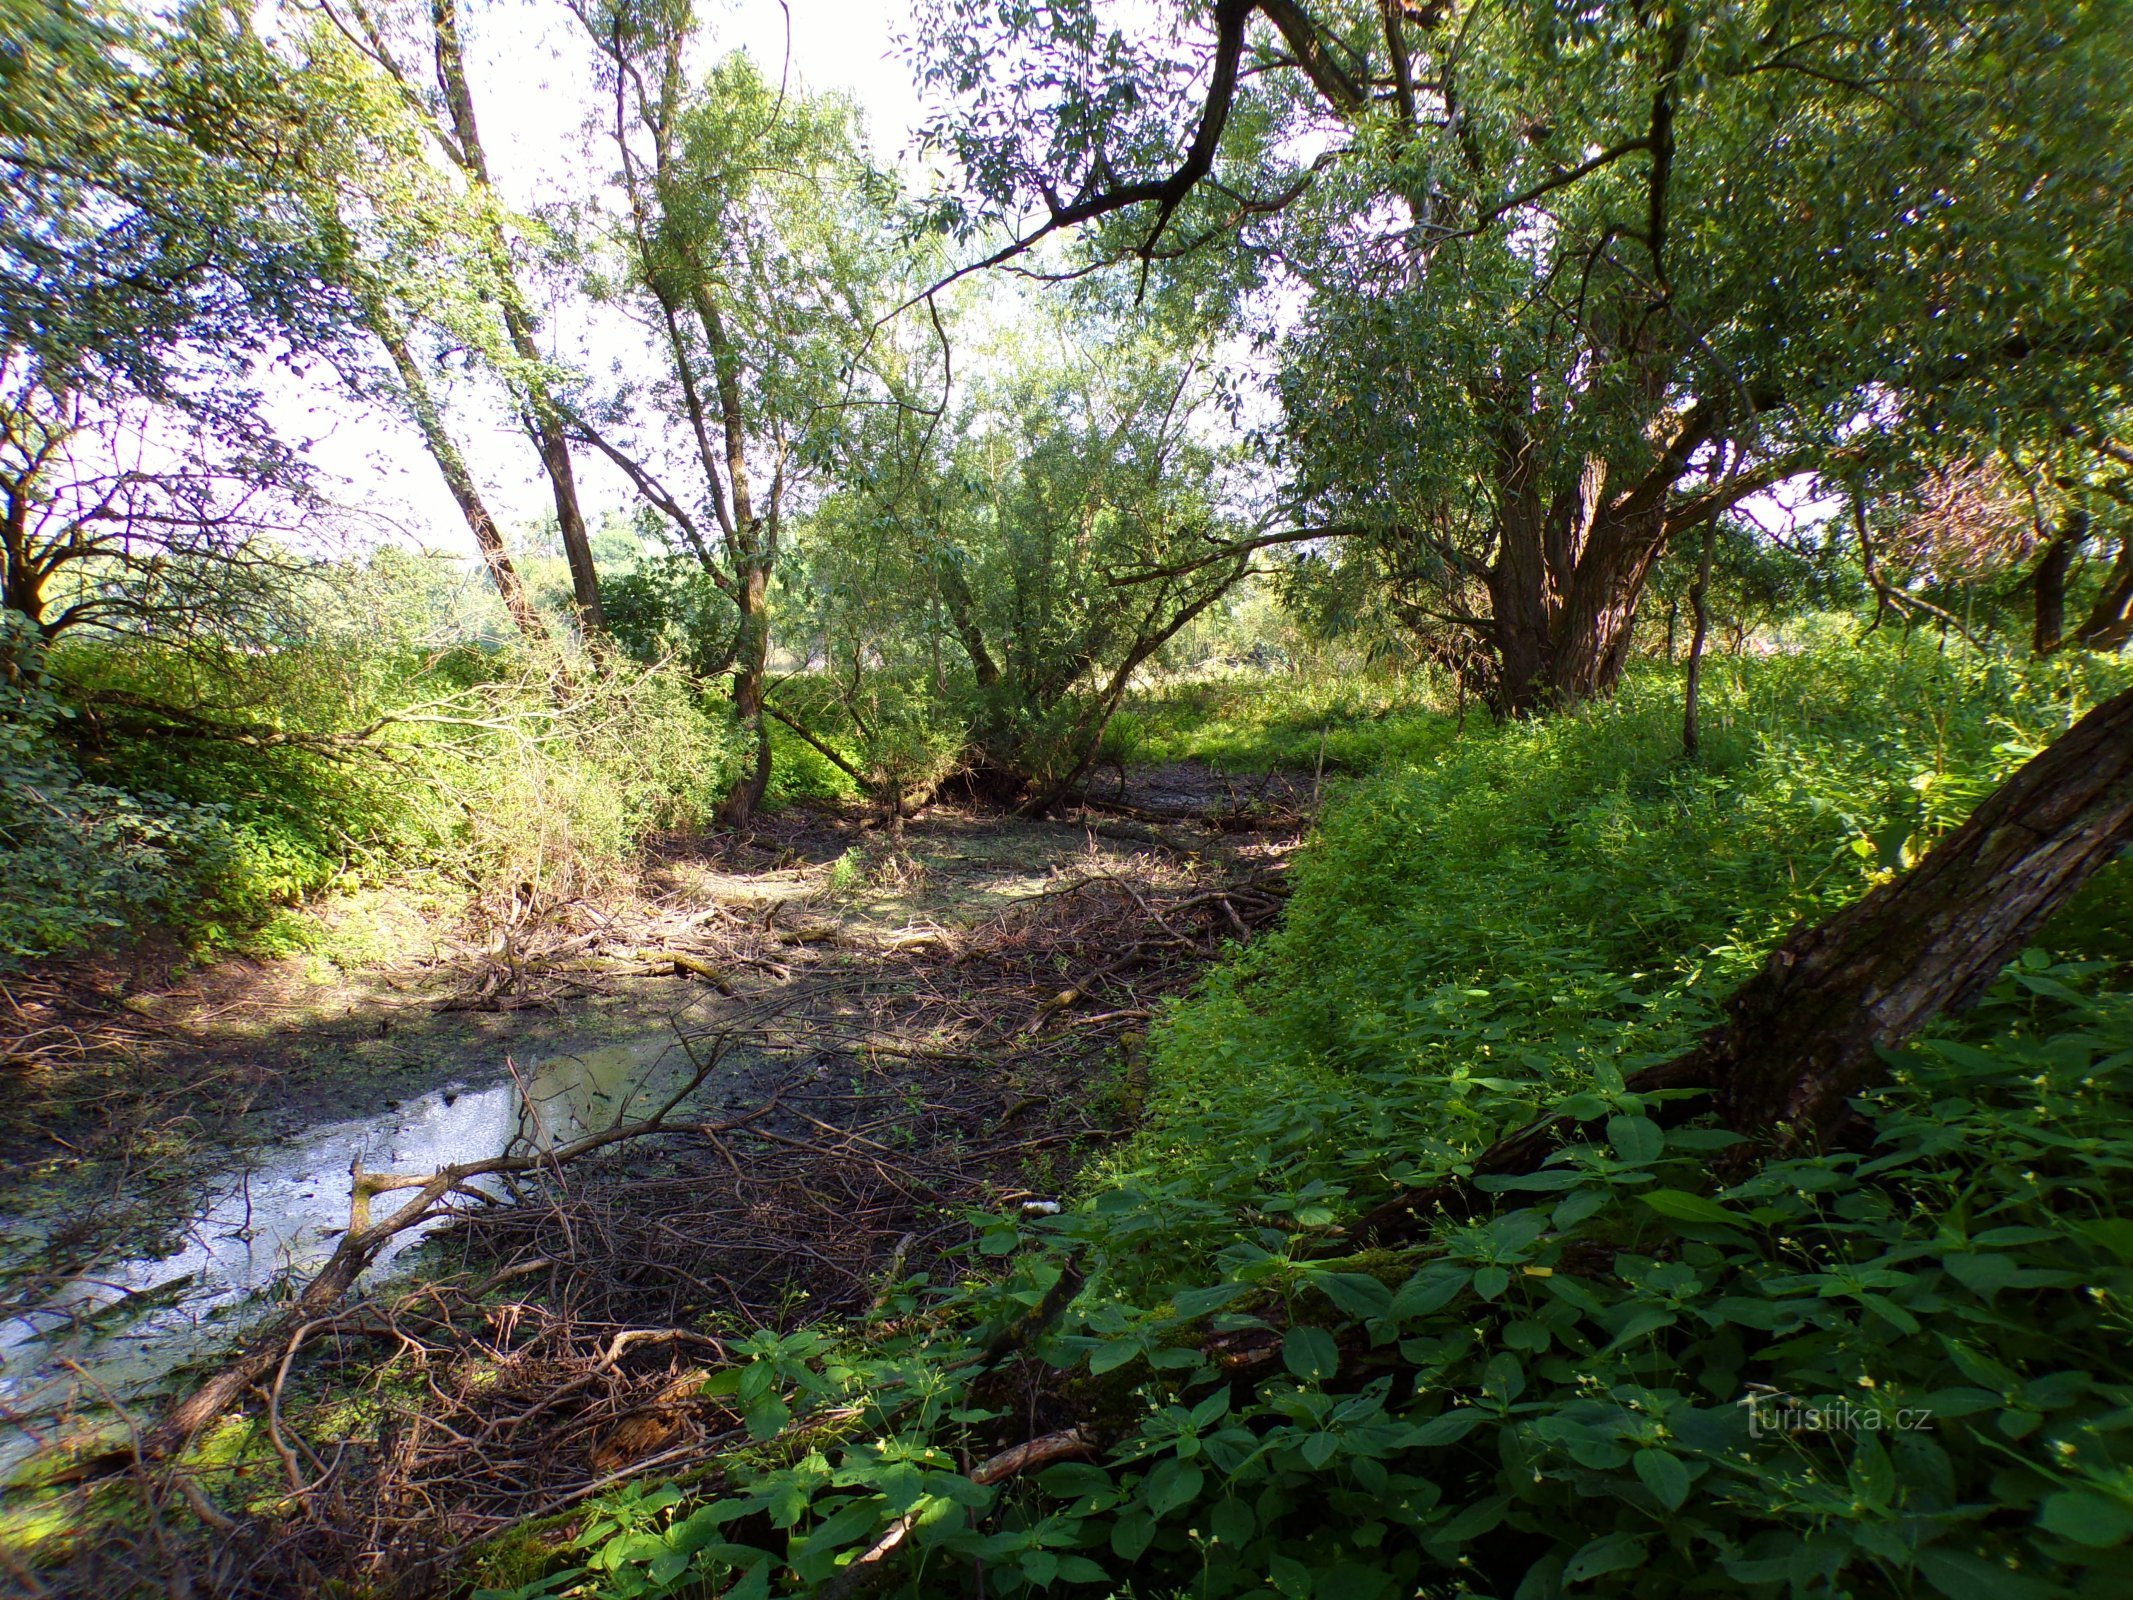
[2074,532,2133,652]
[1682,523,1714,757]
[431,0,604,637]
[1697,681,2133,1139]
[2031,510,2082,654]
[373,307,548,641]
[1543,510,1666,706]
[1489,500,1669,716]
[717,562,773,826]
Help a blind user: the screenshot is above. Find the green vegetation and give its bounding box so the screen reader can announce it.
[492,637,2133,1599]
[1,582,741,966]
[1103,670,1449,777]
[6,0,2133,1594]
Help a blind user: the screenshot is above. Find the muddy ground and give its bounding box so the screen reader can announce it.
[0,764,1311,1596]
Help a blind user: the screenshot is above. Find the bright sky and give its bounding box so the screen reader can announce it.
[296,0,928,555]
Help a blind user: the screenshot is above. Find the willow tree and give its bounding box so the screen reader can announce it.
[294,0,604,638]
[913,0,2133,713]
[568,2,889,823]
[803,309,1259,812]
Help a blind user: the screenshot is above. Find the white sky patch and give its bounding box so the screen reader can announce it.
[276,0,928,557]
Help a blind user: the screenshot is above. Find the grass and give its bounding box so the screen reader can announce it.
[1103,668,1452,775]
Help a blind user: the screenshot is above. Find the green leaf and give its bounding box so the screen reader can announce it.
[2038,1490,2133,1548]
[1088,1339,1142,1376]
[1020,1550,1059,1587]
[1914,1547,2063,1600]
[1641,1189,1744,1226]
[1110,1510,1156,1561]
[1391,1265,1469,1319]
[743,1394,791,1441]
[1170,1281,1251,1318]
[1562,1532,1647,1585]
[1142,1458,1204,1518]
[1408,1408,1485,1446]
[1600,1305,1676,1351]
[1313,1271,1396,1320]
[1633,1449,1691,1512]
[1472,1265,1510,1301]
[2068,1218,2133,1264]
[1607,1114,1664,1165]
[1283,1324,1341,1382]
[1210,1496,1255,1545]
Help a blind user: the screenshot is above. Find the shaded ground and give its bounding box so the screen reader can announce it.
[1,765,1309,1596]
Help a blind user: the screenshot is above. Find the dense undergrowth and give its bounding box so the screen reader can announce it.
[0,602,744,966]
[477,635,2133,1600]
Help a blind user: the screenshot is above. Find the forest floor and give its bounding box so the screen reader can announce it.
[1,762,1314,1591]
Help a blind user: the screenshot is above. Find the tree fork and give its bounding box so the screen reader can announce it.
[1346,682,2133,1247]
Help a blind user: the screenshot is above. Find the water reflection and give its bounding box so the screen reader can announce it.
[0,1036,681,1475]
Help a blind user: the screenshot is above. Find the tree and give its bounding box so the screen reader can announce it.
[804,311,1258,812]
[1,0,357,664]
[913,0,2133,713]
[567,3,890,823]
[0,359,317,648]
[294,0,604,637]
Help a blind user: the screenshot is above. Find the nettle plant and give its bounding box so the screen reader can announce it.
[484,959,2133,1600]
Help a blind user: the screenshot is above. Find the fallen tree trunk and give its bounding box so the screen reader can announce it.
[1349,681,2133,1246]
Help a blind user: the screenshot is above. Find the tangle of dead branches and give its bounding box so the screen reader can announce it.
[18,782,1304,1598]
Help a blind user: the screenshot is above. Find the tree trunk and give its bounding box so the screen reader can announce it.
[717,562,772,826]
[431,0,604,638]
[1545,507,1668,706]
[1682,524,1714,758]
[1346,682,2133,1245]
[373,309,548,641]
[2031,511,2082,654]
[1697,681,2133,1140]
[1481,423,1679,719]
[3,486,46,634]
[2074,532,2133,652]
[532,412,606,636]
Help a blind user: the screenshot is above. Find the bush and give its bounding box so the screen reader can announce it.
[11,583,747,956]
[0,618,235,962]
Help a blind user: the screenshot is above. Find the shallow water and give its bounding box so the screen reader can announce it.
[0,1033,687,1476]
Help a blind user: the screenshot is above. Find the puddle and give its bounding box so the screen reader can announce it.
[0,1034,690,1477]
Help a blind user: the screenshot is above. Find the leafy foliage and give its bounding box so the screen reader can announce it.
[0,616,235,960]
[4,556,745,963]
[481,637,2133,1599]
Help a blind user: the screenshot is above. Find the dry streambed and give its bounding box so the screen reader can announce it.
[1,768,1308,1593]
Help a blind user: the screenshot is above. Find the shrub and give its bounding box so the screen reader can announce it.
[0,618,235,962]
[15,596,746,954]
